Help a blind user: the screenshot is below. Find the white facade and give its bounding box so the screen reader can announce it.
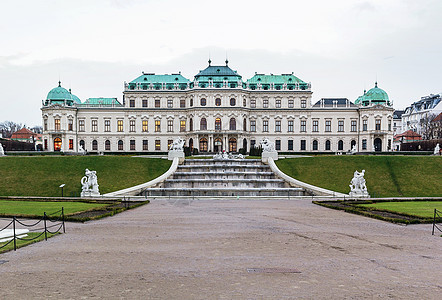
[401,93,442,135]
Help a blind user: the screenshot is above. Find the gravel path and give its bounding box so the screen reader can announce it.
[1,198,441,299]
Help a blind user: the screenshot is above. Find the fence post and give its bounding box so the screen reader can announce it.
[62,207,66,233]
[433,208,436,236]
[44,212,48,241]
[13,217,16,251]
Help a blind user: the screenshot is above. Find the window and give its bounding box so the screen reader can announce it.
[130,140,135,150]
[312,140,318,150]
[250,99,256,108]
[215,98,221,106]
[251,139,256,149]
[68,119,73,131]
[325,120,331,132]
[215,118,221,130]
[243,98,246,107]
[129,120,135,132]
[105,120,110,132]
[301,99,306,108]
[388,120,392,131]
[142,99,148,107]
[243,118,247,131]
[105,140,110,151]
[325,140,331,150]
[312,120,318,132]
[91,120,98,132]
[44,119,48,131]
[180,120,186,132]
[230,98,236,106]
[168,140,173,150]
[388,139,392,150]
[263,99,269,108]
[338,140,344,151]
[200,118,207,130]
[375,119,381,130]
[275,99,281,108]
[301,140,306,150]
[200,98,206,106]
[180,99,186,108]
[229,118,236,130]
[288,120,294,132]
[55,119,60,131]
[142,120,148,132]
[130,99,135,107]
[263,120,269,132]
[199,138,208,152]
[190,98,193,107]
[338,120,344,132]
[79,120,85,132]
[143,140,148,150]
[363,119,367,131]
[250,120,256,132]
[351,120,357,132]
[167,98,173,108]
[167,120,173,132]
[275,120,281,132]
[153,99,159,108]
[288,140,293,151]
[155,120,161,132]
[362,139,367,150]
[117,120,123,132]
[155,140,161,150]
[300,120,306,132]
[288,99,294,108]
[92,140,98,151]
[118,140,123,151]
[79,140,85,150]
[69,139,73,150]
[275,140,281,151]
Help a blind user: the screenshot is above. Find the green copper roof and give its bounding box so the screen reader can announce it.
[130,73,190,84]
[82,97,122,106]
[47,81,73,101]
[195,63,242,79]
[355,82,391,106]
[69,89,81,104]
[247,73,306,84]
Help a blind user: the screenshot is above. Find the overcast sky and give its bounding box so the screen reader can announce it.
[1,0,441,126]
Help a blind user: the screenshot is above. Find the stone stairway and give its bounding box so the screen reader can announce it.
[144,159,308,197]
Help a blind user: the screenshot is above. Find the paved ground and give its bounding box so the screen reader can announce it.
[1,198,441,299]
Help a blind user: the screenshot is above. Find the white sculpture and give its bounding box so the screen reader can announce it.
[0,143,5,156]
[170,138,185,151]
[81,169,100,197]
[350,144,357,155]
[213,151,244,160]
[349,169,369,198]
[78,144,86,155]
[434,143,440,155]
[372,144,376,152]
[260,138,276,152]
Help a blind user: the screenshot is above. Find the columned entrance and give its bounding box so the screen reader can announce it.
[229,138,237,152]
[214,137,223,152]
[54,137,62,151]
[374,138,382,152]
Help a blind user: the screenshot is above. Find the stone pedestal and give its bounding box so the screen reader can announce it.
[261,151,278,163]
[168,150,185,163]
[349,190,370,198]
[81,190,101,197]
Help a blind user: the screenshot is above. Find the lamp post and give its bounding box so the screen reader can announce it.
[59,184,65,197]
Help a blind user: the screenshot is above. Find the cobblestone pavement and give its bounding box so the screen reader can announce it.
[1,198,441,299]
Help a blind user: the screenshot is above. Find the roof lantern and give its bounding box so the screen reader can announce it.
[355,82,391,107]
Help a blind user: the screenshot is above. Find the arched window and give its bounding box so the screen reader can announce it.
[229,138,237,152]
[190,98,193,107]
[105,140,111,151]
[199,138,208,152]
[118,140,124,151]
[351,140,356,149]
[243,118,247,131]
[338,140,344,151]
[189,118,193,131]
[325,140,331,151]
[200,98,206,106]
[312,140,318,151]
[215,98,221,106]
[92,140,98,151]
[230,98,236,106]
[215,118,222,130]
[200,118,207,130]
[54,137,62,151]
[189,138,193,150]
[229,118,236,130]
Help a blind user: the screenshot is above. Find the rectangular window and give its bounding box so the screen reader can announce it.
[104,120,110,132]
[388,120,391,131]
[155,99,160,108]
[251,140,256,149]
[68,119,73,131]
[167,120,173,132]
[44,139,48,150]
[142,120,148,132]
[130,99,135,107]
[79,120,85,132]
[69,139,73,150]
[300,120,306,132]
[44,119,48,131]
[142,99,148,107]
[92,120,98,132]
[130,120,135,132]
[155,120,161,132]
[250,99,256,108]
[312,120,318,132]
[55,119,61,131]
[301,140,306,150]
[388,139,392,150]
[301,99,306,108]
[167,99,173,108]
[351,120,357,132]
[250,120,256,132]
[376,119,381,130]
[143,140,148,150]
[362,139,367,150]
[338,120,344,132]
[263,120,269,132]
[117,120,123,132]
[275,120,281,132]
[130,140,135,150]
[275,140,281,151]
[288,120,294,132]
[325,120,331,132]
[275,99,281,108]
[363,119,367,131]
[263,99,269,108]
[288,140,293,151]
[155,140,161,150]
[180,120,186,132]
[288,99,294,108]
[180,99,185,108]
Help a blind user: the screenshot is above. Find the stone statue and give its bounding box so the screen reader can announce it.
[350,144,357,155]
[434,143,440,155]
[0,143,5,156]
[168,137,185,162]
[372,144,376,152]
[260,138,275,152]
[213,150,244,160]
[81,169,100,197]
[349,169,369,198]
[170,138,184,151]
[78,144,86,155]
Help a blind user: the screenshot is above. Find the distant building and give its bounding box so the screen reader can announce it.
[10,128,42,145]
[402,93,442,135]
[393,130,422,151]
[392,110,404,135]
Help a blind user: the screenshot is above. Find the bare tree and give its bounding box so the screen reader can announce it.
[419,113,439,140]
[0,121,25,138]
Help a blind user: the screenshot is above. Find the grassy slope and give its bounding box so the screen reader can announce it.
[0,200,109,215]
[276,156,442,197]
[359,201,442,218]
[0,156,171,197]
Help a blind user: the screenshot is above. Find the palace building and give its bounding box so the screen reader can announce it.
[41,60,394,153]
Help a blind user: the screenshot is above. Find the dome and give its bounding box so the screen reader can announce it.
[69,89,82,104]
[47,81,73,101]
[355,82,391,107]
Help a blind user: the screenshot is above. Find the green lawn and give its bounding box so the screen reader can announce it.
[0,232,57,253]
[276,156,442,197]
[358,201,442,218]
[0,156,171,197]
[0,200,109,216]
